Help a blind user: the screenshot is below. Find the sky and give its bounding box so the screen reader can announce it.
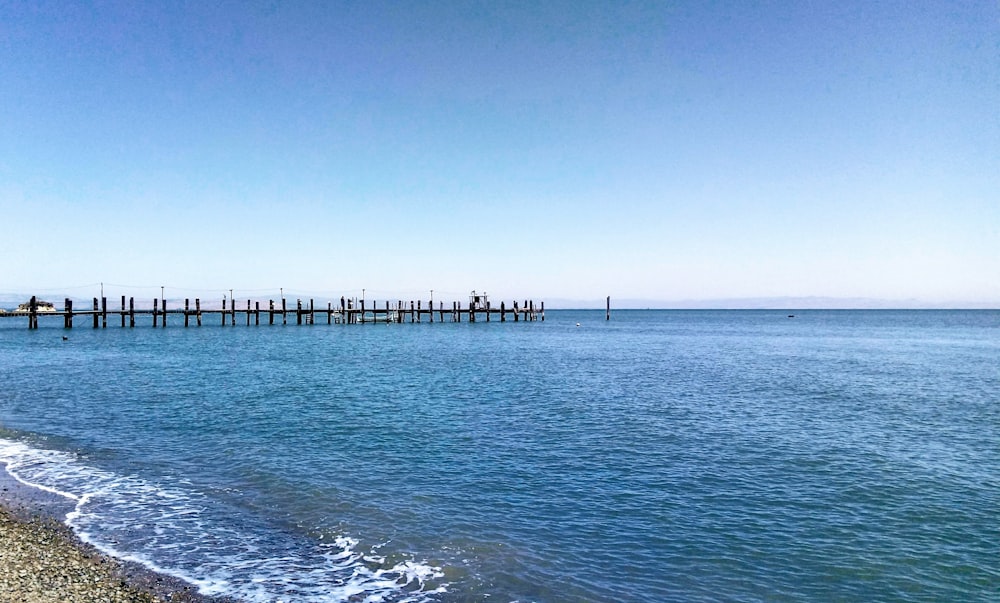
[1,1,998,308]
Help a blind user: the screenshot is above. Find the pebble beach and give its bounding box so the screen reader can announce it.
[0,505,161,603]
[0,468,215,603]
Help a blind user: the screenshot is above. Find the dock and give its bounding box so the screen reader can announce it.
[3,293,544,329]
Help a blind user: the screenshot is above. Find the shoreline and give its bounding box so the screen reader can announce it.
[0,463,232,603]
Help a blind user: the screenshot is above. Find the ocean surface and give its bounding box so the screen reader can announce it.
[0,309,997,602]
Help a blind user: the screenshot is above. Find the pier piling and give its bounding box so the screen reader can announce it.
[28,296,37,330]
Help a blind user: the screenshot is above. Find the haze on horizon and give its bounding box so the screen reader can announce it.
[1,1,997,308]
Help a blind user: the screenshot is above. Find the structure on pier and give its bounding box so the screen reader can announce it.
[14,299,56,313]
[470,290,488,311]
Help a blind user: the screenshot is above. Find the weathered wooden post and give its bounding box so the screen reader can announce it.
[120,296,126,328]
[221,298,226,326]
[513,300,519,322]
[162,298,167,328]
[256,301,260,326]
[500,300,506,322]
[195,298,202,326]
[185,299,190,327]
[93,298,99,329]
[310,299,315,324]
[65,298,73,329]
[27,296,37,330]
[153,298,159,328]
[541,301,545,321]
[269,300,274,325]
[129,297,135,328]
[101,297,107,328]
[606,296,610,321]
[416,299,420,323]
[282,298,287,325]
[486,300,491,322]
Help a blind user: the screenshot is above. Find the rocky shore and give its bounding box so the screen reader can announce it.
[1,467,224,603]
[0,505,164,602]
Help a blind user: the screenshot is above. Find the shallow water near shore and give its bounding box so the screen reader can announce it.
[1,309,998,602]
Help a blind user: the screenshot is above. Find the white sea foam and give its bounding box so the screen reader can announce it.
[0,437,447,602]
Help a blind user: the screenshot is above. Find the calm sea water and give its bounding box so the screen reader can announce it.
[0,310,997,602]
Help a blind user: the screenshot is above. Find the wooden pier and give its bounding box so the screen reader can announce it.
[4,293,544,329]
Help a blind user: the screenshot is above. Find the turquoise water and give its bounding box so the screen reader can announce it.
[1,310,998,602]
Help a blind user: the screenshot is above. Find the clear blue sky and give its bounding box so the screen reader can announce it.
[1,1,997,307]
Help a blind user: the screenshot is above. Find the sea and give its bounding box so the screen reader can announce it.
[0,309,997,602]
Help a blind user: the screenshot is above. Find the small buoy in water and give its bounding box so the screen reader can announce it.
[576,323,581,327]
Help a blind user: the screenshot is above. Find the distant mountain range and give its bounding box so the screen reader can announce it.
[541,297,999,310]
